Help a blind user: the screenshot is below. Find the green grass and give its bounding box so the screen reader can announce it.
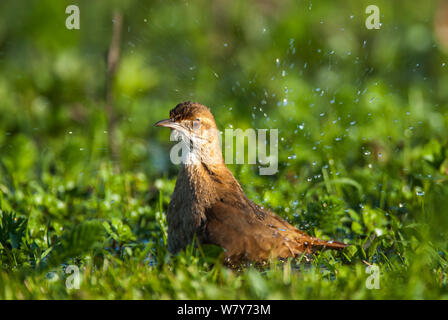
[0,0,448,299]
[0,149,447,299]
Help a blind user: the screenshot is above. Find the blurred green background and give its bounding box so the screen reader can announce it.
[0,0,447,299]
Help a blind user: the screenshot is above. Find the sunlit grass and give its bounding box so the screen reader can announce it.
[0,0,447,299]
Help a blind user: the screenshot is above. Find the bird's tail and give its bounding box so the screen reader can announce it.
[310,238,347,251]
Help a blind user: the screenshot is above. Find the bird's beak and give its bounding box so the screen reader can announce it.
[154,118,193,139]
[154,118,190,136]
[154,118,177,129]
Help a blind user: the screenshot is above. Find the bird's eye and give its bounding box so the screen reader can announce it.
[192,118,201,130]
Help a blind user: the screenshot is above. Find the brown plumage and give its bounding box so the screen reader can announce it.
[155,101,347,264]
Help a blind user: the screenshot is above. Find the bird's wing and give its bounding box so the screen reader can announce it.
[204,199,293,263]
[203,195,346,264]
[201,167,346,263]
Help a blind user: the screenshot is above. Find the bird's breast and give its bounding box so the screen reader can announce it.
[166,165,218,253]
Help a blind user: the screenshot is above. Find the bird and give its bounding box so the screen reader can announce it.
[154,101,347,265]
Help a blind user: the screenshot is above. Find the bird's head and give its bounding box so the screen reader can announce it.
[154,101,217,136]
[154,101,223,165]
